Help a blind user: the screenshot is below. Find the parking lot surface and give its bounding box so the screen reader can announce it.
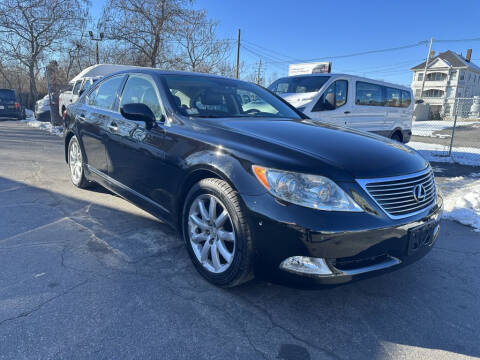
[1,121,479,360]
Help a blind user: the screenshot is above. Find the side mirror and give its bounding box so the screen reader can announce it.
[79,89,85,96]
[120,103,156,130]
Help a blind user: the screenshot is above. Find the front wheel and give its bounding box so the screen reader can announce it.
[68,135,89,188]
[182,178,254,287]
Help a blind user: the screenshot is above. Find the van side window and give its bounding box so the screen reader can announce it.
[401,90,411,107]
[355,82,385,106]
[311,80,348,112]
[385,87,401,107]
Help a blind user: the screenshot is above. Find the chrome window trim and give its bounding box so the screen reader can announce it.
[356,167,437,220]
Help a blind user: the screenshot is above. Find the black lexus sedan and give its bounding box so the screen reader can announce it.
[64,69,443,287]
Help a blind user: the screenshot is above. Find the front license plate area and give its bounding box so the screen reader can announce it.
[408,221,435,255]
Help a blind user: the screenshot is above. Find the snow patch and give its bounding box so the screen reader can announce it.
[438,177,480,231]
[20,109,63,137]
[412,120,480,137]
[409,141,480,166]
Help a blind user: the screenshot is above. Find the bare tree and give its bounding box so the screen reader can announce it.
[173,9,230,73]
[0,0,89,106]
[101,0,186,68]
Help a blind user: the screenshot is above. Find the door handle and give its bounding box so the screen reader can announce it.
[344,111,351,114]
[108,122,118,132]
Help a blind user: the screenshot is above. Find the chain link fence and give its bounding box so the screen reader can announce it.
[411,97,480,163]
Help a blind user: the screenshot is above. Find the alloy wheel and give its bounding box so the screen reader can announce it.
[69,140,83,185]
[188,194,236,274]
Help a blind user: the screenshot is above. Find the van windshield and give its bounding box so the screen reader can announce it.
[268,76,330,95]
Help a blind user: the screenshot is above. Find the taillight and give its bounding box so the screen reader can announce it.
[15,102,20,109]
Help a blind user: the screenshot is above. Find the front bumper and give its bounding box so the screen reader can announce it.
[241,181,443,285]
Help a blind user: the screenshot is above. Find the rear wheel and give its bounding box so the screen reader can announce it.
[68,136,89,188]
[182,178,254,287]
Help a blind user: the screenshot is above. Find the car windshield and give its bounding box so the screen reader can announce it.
[0,89,16,101]
[162,74,302,119]
[268,76,330,95]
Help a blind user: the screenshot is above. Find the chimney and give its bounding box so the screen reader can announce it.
[466,49,472,62]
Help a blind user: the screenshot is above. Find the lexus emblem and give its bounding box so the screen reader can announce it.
[413,184,426,202]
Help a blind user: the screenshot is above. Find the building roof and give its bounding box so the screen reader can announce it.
[410,50,480,71]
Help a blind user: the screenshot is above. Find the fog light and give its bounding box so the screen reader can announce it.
[279,256,333,276]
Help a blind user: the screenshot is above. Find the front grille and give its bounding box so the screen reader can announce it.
[359,169,436,218]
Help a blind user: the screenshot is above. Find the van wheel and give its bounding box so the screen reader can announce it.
[68,136,89,188]
[182,178,254,287]
[391,132,402,142]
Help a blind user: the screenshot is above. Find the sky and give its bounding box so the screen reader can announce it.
[91,0,480,86]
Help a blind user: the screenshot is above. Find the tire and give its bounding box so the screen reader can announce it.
[68,135,89,188]
[391,132,402,142]
[182,178,254,287]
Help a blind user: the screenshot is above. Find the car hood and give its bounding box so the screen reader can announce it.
[279,92,317,107]
[208,118,428,179]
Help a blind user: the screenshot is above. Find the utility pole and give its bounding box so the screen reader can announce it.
[236,29,241,79]
[89,31,104,64]
[256,59,262,85]
[420,38,434,98]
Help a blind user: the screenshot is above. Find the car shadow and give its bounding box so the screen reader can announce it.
[0,175,479,359]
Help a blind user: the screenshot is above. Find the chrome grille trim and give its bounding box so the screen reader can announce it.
[356,168,437,219]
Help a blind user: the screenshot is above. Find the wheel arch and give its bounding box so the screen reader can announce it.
[390,128,403,142]
[64,131,75,163]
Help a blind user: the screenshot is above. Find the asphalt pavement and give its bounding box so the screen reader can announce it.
[1,121,479,360]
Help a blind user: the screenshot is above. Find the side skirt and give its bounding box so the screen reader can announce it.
[84,164,174,226]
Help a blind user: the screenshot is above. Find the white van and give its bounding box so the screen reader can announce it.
[268,74,413,143]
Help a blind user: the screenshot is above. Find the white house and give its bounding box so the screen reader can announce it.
[410,50,480,118]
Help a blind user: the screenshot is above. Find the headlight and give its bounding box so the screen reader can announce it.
[252,165,363,212]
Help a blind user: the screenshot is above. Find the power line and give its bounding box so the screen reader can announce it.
[242,39,301,62]
[250,41,429,65]
[436,37,480,43]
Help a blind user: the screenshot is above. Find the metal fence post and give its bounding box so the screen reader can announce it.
[45,67,55,126]
[448,98,458,157]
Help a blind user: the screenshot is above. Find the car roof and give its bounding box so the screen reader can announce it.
[273,73,411,91]
[104,68,242,82]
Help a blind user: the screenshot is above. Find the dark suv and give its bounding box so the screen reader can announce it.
[64,69,443,287]
[0,89,24,120]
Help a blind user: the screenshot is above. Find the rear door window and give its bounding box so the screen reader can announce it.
[385,87,401,107]
[90,76,124,110]
[312,80,348,111]
[355,81,385,106]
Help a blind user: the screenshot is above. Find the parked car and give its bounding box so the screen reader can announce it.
[59,77,99,117]
[64,69,442,287]
[268,74,414,143]
[0,88,25,120]
[34,95,51,122]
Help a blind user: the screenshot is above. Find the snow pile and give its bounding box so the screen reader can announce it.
[20,109,63,137]
[438,175,480,231]
[409,141,480,166]
[412,120,480,137]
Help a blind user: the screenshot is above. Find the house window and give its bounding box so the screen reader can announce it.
[426,72,446,81]
[415,89,421,97]
[423,89,444,98]
[459,71,465,81]
[417,73,424,81]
